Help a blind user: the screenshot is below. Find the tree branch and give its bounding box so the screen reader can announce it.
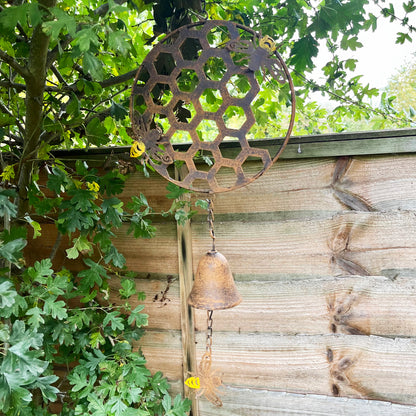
[0,49,30,78]
[0,101,25,136]
[99,69,138,88]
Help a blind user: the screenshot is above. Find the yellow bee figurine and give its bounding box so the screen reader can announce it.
[184,376,201,389]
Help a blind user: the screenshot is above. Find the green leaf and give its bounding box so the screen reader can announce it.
[162,394,172,413]
[102,197,124,227]
[77,258,109,293]
[104,245,126,268]
[396,32,412,44]
[128,214,156,239]
[43,297,68,320]
[31,375,60,402]
[82,349,107,372]
[99,171,126,196]
[26,307,45,330]
[83,52,104,82]
[86,117,108,145]
[108,31,131,56]
[42,7,77,39]
[28,258,54,282]
[75,28,100,53]
[290,35,318,71]
[87,393,108,416]
[127,305,148,328]
[109,396,128,416]
[24,215,41,239]
[0,238,26,265]
[119,279,136,299]
[0,4,29,30]
[165,183,190,199]
[66,92,81,116]
[0,280,16,309]
[340,35,363,51]
[89,331,106,349]
[110,100,129,121]
[172,394,192,415]
[47,167,70,195]
[103,311,125,331]
[0,188,17,218]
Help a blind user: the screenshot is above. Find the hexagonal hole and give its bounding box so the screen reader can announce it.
[199,88,223,112]
[241,149,272,177]
[171,130,192,144]
[154,52,176,75]
[203,56,227,81]
[176,69,199,93]
[135,66,150,86]
[173,100,196,124]
[153,113,170,133]
[180,37,203,61]
[207,25,231,48]
[222,106,247,130]
[196,119,220,142]
[226,74,251,98]
[131,94,147,115]
[150,83,172,106]
[214,166,238,189]
[195,150,215,172]
[219,139,244,160]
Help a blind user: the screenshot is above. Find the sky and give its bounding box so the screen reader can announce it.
[313,1,415,91]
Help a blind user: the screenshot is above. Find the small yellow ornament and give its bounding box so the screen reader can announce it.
[259,35,276,53]
[130,140,146,158]
[184,376,201,389]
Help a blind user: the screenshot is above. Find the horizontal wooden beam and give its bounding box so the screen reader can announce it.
[51,128,416,160]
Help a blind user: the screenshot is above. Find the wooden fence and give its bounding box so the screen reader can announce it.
[32,128,416,415]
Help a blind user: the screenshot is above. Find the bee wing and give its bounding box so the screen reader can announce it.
[265,58,287,84]
[225,39,254,54]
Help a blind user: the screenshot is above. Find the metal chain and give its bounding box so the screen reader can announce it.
[207,199,216,251]
[206,309,213,354]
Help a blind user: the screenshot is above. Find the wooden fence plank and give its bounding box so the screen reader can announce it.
[193,276,416,337]
[137,330,183,382]
[191,212,416,278]
[193,333,416,405]
[139,330,416,405]
[108,277,181,331]
[344,155,416,212]
[175,170,200,415]
[113,223,179,274]
[110,275,416,337]
[199,388,416,416]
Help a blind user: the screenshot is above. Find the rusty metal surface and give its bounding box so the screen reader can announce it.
[187,250,242,310]
[130,19,295,193]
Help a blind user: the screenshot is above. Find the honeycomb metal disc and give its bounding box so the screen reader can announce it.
[130,20,295,193]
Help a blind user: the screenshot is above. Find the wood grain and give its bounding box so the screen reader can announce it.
[199,388,416,415]
[191,211,416,278]
[140,330,416,405]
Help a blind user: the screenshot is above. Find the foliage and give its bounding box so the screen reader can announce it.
[0,167,192,415]
[385,57,416,120]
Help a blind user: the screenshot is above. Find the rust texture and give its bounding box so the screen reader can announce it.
[130,20,295,193]
[187,250,242,310]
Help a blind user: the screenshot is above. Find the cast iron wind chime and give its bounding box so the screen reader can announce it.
[129,15,295,407]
